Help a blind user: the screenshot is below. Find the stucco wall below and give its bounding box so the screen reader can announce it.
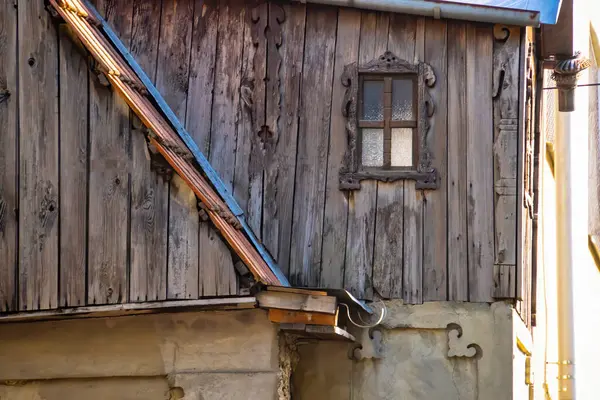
[0,309,279,400]
[293,301,529,400]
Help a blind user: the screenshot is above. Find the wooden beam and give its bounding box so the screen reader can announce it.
[266,286,328,297]
[256,291,337,315]
[268,308,338,326]
[280,323,356,342]
[0,297,257,324]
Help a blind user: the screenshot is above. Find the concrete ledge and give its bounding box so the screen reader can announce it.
[0,309,278,380]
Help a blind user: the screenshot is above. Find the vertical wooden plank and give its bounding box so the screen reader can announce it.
[402,18,426,305]
[447,21,469,301]
[422,19,448,301]
[403,182,424,303]
[18,0,59,310]
[210,0,245,192]
[492,25,521,298]
[198,224,237,296]
[234,0,263,236]
[155,0,199,300]
[186,0,236,297]
[59,24,89,307]
[466,24,494,302]
[88,0,132,305]
[320,8,360,289]
[262,3,306,277]
[186,0,218,153]
[372,183,403,298]
[0,0,18,311]
[517,28,535,325]
[342,11,388,300]
[516,28,529,305]
[372,14,415,299]
[289,4,337,287]
[167,174,199,299]
[387,13,416,63]
[129,0,168,302]
[493,264,516,298]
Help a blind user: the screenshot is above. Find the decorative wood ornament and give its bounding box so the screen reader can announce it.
[339,51,438,190]
[249,2,285,173]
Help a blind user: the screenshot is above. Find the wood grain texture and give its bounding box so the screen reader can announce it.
[403,182,423,304]
[422,19,448,301]
[129,0,168,302]
[167,175,199,299]
[466,25,494,302]
[262,3,306,277]
[372,13,415,300]
[268,308,338,326]
[343,11,388,300]
[373,183,403,298]
[493,264,516,298]
[209,0,245,192]
[402,18,426,305]
[155,0,199,300]
[320,8,360,289]
[0,0,18,311]
[492,25,521,298]
[289,4,337,287]
[198,224,237,296]
[256,291,337,314]
[516,29,528,303]
[87,0,132,305]
[234,0,262,235]
[186,0,237,297]
[18,0,59,310]
[186,0,219,154]
[59,24,89,307]
[0,297,256,323]
[447,21,469,301]
[186,0,236,298]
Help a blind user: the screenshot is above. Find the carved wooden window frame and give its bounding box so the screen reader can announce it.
[339,51,438,190]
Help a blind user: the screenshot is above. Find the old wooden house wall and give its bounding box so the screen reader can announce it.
[0,0,525,311]
[0,0,240,312]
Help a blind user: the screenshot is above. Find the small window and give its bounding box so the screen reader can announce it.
[358,76,416,168]
[339,51,438,190]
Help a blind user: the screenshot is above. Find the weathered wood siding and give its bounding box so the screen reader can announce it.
[0,0,239,312]
[0,0,528,310]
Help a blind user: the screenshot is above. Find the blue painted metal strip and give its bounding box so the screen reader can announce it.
[83,0,290,286]
[437,0,562,24]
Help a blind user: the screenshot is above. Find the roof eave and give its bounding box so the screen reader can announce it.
[301,0,541,27]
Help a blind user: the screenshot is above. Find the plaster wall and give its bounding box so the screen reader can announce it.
[0,309,280,400]
[293,301,531,400]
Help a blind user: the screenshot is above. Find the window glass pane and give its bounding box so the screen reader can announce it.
[362,128,384,167]
[392,79,414,121]
[391,128,413,166]
[362,80,384,121]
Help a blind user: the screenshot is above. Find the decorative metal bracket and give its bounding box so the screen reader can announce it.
[339,51,438,190]
[552,51,591,112]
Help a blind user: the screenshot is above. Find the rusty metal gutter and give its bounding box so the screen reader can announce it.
[301,0,541,26]
[50,0,289,287]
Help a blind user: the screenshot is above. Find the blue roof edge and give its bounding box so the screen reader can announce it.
[82,0,290,287]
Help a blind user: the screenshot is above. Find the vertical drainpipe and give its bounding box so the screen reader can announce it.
[552,49,590,399]
[554,106,576,399]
